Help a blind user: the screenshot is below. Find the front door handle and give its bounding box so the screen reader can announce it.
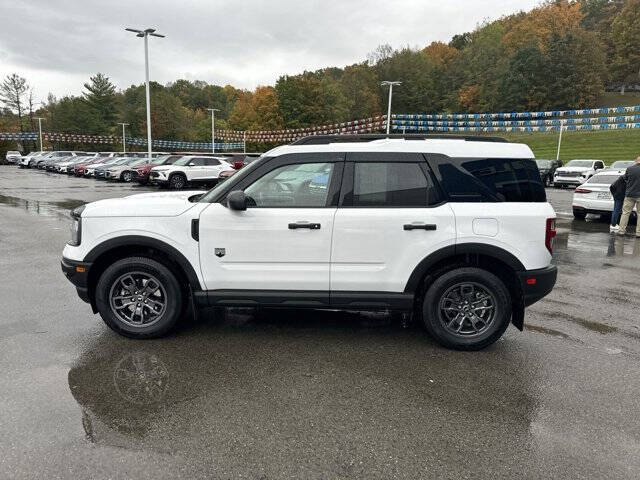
[289,222,321,230]
[404,223,437,231]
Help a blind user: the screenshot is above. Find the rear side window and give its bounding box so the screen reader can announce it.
[189,158,206,166]
[353,162,441,207]
[436,157,546,202]
[205,158,221,166]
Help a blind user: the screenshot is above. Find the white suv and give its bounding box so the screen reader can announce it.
[553,159,605,188]
[149,155,232,189]
[61,135,557,350]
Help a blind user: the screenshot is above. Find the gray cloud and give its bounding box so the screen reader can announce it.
[0,0,539,103]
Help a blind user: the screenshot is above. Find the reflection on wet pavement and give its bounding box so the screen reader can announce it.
[0,194,84,219]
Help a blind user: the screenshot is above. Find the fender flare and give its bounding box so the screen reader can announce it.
[84,235,201,289]
[404,243,525,293]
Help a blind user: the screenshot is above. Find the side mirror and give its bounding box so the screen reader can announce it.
[227,190,247,211]
[188,162,195,166]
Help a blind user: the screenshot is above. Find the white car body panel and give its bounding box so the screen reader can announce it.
[571,171,637,214]
[450,203,554,270]
[330,204,457,292]
[198,203,336,291]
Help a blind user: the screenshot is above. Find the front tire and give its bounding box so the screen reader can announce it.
[169,173,187,190]
[95,257,184,339]
[421,267,511,351]
[121,171,133,182]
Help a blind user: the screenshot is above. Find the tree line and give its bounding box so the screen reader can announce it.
[1,0,640,153]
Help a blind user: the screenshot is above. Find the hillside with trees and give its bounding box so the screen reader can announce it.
[1,0,639,152]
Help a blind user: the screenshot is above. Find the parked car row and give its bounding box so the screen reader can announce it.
[11,150,260,189]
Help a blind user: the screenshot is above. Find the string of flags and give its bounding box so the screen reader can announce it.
[2,105,640,146]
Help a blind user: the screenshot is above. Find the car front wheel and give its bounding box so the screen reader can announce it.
[95,257,184,338]
[169,173,187,189]
[421,267,511,350]
[121,171,133,182]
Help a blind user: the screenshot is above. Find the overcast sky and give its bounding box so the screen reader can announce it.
[0,0,539,104]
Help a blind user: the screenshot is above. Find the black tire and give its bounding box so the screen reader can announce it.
[544,175,551,187]
[169,173,187,190]
[573,208,587,220]
[95,256,184,339]
[421,267,511,351]
[121,170,133,182]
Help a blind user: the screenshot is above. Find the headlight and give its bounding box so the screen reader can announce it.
[68,205,85,246]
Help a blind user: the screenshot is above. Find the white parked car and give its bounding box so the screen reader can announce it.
[62,135,557,351]
[104,158,149,182]
[5,150,21,164]
[607,160,635,175]
[85,156,126,177]
[56,154,98,173]
[19,151,46,167]
[149,155,232,189]
[553,159,605,188]
[572,171,637,219]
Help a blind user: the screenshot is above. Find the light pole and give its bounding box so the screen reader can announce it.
[117,123,130,153]
[126,27,165,160]
[556,119,565,162]
[35,117,45,151]
[207,108,220,153]
[381,81,401,135]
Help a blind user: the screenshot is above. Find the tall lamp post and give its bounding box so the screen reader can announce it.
[35,117,45,151]
[381,81,401,135]
[125,27,165,160]
[207,108,220,153]
[117,122,129,153]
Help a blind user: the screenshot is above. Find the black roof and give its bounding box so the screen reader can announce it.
[291,134,508,145]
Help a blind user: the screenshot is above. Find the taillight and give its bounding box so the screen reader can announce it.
[574,188,592,194]
[545,218,557,254]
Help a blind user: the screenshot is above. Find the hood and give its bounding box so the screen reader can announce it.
[556,166,591,173]
[81,190,207,218]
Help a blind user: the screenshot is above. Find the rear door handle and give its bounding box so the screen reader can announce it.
[404,223,437,231]
[289,222,321,230]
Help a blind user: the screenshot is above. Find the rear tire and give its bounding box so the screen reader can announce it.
[121,171,133,182]
[169,173,187,190]
[95,257,184,339]
[573,208,587,220]
[421,267,511,351]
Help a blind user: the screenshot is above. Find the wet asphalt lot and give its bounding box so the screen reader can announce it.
[0,166,639,479]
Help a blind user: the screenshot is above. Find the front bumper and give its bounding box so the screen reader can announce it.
[554,175,587,185]
[61,257,92,304]
[518,265,557,307]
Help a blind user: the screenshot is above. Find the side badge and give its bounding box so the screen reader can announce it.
[215,248,226,258]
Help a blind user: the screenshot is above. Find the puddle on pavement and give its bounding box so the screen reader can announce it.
[0,194,84,219]
[525,324,571,340]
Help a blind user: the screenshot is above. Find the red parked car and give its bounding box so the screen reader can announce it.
[217,155,260,183]
[135,154,183,185]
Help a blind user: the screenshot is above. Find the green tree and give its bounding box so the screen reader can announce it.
[499,45,549,111]
[83,73,117,133]
[611,0,640,91]
[0,73,29,133]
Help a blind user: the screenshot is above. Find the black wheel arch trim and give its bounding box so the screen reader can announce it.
[404,243,526,294]
[83,235,202,289]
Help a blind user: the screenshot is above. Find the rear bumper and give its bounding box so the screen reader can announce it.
[61,257,92,304]
[518,265,557,307]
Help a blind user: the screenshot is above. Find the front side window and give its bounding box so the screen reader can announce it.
[352,162,438,207]
[244,162,335,207]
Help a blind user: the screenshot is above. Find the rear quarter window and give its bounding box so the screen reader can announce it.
[435,157,546,202]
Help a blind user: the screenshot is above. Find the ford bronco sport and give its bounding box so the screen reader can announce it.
[62,134,557,350]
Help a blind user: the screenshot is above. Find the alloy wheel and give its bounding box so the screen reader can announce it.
[108,272,167,328]
[438,282,496,337]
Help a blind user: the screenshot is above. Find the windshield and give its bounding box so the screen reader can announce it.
[611,161,634,168]
[566,160,594,168]
[586,174,620,185]
[150,155,171,165]
[536,160,551,168]
[199,155,268,203]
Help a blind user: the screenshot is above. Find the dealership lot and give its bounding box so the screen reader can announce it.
[1,166,639,479]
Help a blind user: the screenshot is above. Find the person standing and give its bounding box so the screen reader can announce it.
[609,174,626,233]
[617,156,640,237]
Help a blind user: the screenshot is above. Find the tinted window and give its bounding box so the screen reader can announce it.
[205,158,221,166]
[437,157,546,202]
[352,162,438,207]
[188,158,205,166]
[244,162,334,207]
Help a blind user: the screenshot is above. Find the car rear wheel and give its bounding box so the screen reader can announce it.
[573,208,587,220]
[121,171,133,182]
[421,267,511,350]
[169,173,187,190]
[95,257,184,339]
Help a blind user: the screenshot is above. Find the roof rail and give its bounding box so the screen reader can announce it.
[291,134,508,145]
